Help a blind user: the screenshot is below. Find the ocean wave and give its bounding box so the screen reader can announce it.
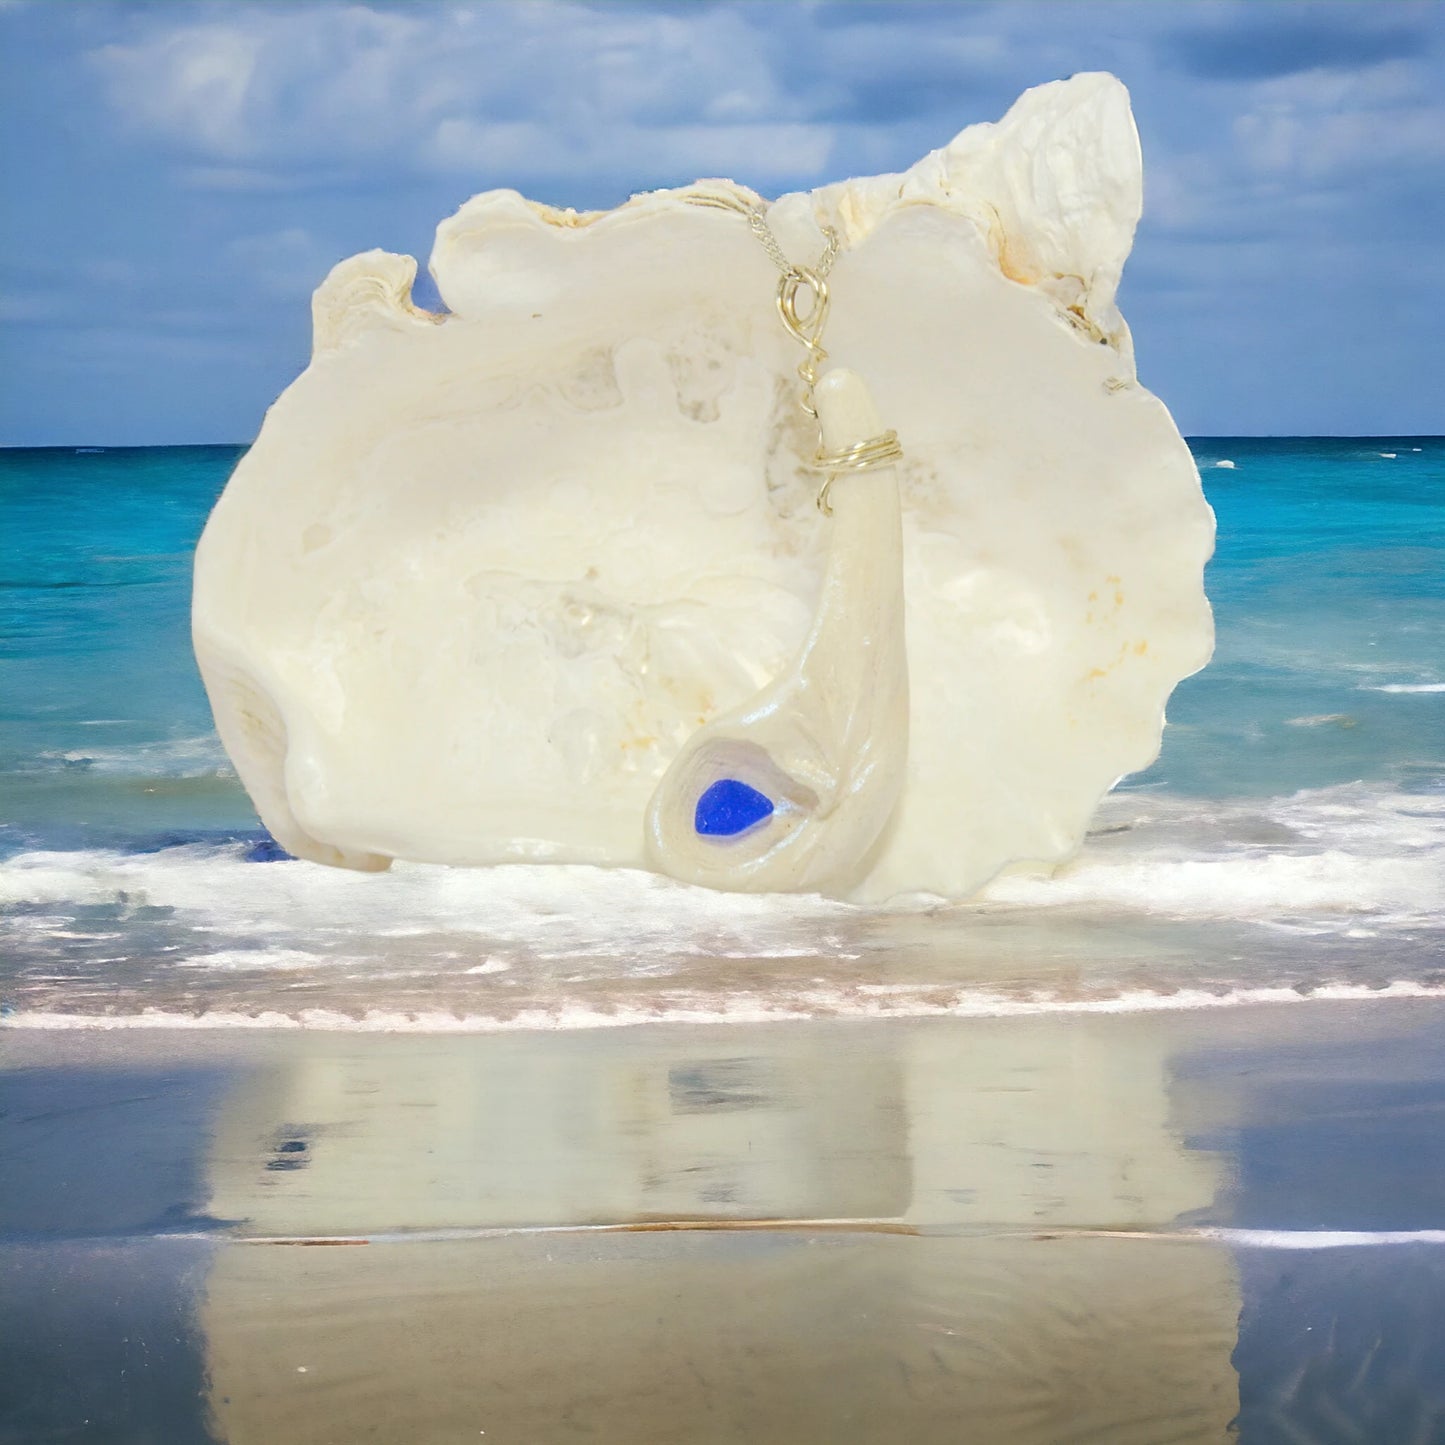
[1196,1228,1445,1250]
[5,980,1443,1033]
[25,735,234,778]
[2,783,1440,956]
[0,845,860,962]
[1001,782,1445,925]
[1360,683,1445,694]
[984,847,1442,923]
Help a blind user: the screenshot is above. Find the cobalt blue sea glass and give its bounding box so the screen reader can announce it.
[694,778,775,837]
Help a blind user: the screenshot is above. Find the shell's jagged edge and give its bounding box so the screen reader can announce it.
[316,72,1140,361]
[807,71,1142,350]
[312,250,445,356]
[516,179,767,232]
[195,71,1213,904]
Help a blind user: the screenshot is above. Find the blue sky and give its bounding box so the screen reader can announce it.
[1,0,1441,444]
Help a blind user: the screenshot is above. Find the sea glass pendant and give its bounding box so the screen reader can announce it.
[694,779,775,837]
[644,367,910,894]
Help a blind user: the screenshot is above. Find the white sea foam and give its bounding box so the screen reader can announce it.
[1194,1228,1445,1250]
[1211,459,1235,469]
[988,782,1445,924]
[0,845,861,961]
[28,734,233,778]
[983,848,1443,922]
[1361,682,1445,694]
[4,980,1443,1033]
[175,948,343,972]
[463,958,510,975]
[2,783,1440,947]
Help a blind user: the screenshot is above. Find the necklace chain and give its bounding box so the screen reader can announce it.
[746,210,840,281]
[740,210,839,423]
[684,190,901,513]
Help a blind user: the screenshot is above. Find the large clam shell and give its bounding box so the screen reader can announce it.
[193,73,1214,902]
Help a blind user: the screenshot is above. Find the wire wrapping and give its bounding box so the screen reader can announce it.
[684,189,903,515]
[811,430,904,515]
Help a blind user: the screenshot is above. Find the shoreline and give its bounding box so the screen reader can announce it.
[6,976,1445,1034]
[7,994,1445,1442]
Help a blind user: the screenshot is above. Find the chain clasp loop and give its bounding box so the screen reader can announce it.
[776,267,831,418]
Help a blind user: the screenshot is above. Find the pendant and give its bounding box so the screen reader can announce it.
[644,367,909,893]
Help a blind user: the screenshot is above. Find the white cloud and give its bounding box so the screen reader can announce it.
[87,0,1442,218]
[1233,63,1445,180]
[67,3,1445,244]
[1237,101,1445,179]
[428,116,833,182]
[92,18,266,158]
[10,0,1444,442]
[86,2,830,186]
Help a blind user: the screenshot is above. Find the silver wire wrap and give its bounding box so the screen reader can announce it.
[810,429,905,516]
[685,189,903,515]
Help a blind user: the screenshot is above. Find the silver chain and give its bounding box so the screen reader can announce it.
[683,189,898,513]
[747,210,840,280]
[682,188,840,279]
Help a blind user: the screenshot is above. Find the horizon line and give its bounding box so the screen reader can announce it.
[3,434,1444,453]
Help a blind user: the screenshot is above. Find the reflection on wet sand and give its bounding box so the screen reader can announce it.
[198,1017,1238,1443]
[204,1032,911,1233]
[204,1232,1237,1445]
[11,1002,1443,1442]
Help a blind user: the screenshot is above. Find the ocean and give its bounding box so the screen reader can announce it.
[2,437,1442,1029]
[4,439,1445,1443]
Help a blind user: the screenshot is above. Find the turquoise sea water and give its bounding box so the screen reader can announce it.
[6,440,1442,1445]
[0,438,1442,1022]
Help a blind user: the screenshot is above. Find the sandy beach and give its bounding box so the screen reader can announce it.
[5,996,1444,1443]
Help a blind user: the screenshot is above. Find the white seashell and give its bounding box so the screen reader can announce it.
[192,72,1215,902]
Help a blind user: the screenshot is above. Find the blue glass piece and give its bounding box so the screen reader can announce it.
[695,778,775,837]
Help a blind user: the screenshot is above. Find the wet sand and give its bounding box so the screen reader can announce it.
[4,998,1445,1442]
